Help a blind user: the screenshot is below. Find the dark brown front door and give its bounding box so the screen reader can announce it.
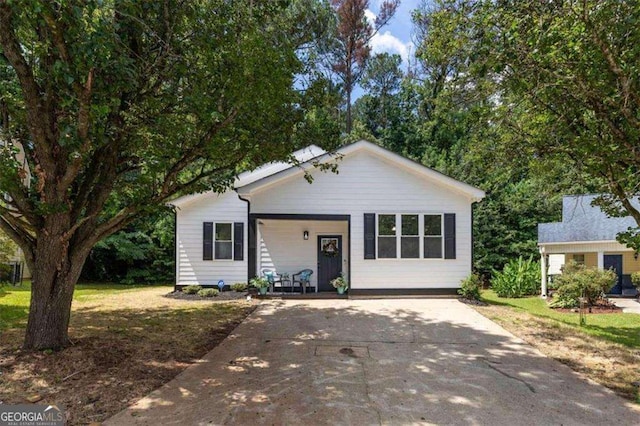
[317,235,342,292]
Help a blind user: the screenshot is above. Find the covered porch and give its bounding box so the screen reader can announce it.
[249,214,350,294]
[539,241,639,297]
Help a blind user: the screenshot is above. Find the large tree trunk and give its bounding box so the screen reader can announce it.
[24,273,76,350]
[23,215,91,350]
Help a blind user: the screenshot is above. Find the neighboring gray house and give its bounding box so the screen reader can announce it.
[538,194,640,297]
[170,140,485,294]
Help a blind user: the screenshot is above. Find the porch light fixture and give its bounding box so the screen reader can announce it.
[303,230,309,240]
[635,252,638,261]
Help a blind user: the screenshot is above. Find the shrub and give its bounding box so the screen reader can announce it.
[250,276,269,289]
[231,282,248,292]
[197,288,219,297]
[550,262,617,308]
[458,273,481,300]
[491,256,541,298]
[0,263,12,285]
[182,285,202,294]
[631,272,640,290]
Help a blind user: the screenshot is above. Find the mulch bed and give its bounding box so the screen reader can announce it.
[458,297,488,306]
[553,299,622,314]
[164,290,248,301]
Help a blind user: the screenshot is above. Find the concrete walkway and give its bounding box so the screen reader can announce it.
[107,299,640,425]
[613,298,640,314]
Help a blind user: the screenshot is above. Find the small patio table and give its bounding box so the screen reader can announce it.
[280,273,292,294]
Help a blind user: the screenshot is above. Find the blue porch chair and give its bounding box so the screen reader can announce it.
[261,268,282,293]
[292,269,313,294]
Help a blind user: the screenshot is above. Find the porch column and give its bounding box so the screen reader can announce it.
[597,251,604,270]
[248,216,257,280]
[540,247,548,298]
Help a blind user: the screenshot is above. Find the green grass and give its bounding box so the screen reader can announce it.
[481,290,640,348]
[0,281,169,330]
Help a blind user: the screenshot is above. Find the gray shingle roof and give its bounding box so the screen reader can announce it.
[538,194,639,243]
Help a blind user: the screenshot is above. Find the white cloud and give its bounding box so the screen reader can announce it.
[364,9,376,26]
[370,30,414,63]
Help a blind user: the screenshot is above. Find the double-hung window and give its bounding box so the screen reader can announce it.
[423,214,443,258]
[215,223,233,260]
[401,214,419,258]
[377,214,397,258]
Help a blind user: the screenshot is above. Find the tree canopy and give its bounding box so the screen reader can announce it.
[0,0,336,349]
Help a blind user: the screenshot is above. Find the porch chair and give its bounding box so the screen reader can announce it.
[292,269,313,294]
[261,268,282,294]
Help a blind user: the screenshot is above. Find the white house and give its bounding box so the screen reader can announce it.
[538,194,640,297]
[170,140,485,295]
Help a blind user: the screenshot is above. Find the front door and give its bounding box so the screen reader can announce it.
[317,235,342,292]
[603,254,623,294]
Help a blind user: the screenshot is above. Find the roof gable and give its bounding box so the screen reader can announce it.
[236,140,485,201]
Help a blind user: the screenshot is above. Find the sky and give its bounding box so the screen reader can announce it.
[366,0,423,69]
[351,0,423,99]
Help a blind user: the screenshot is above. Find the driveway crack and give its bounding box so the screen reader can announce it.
[361,363,382,425]
[482,360,536,393]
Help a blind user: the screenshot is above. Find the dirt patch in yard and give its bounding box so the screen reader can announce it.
[0,287,257,425]
[472,303,640,401]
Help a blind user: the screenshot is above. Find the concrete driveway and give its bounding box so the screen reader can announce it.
[107,299,640,425]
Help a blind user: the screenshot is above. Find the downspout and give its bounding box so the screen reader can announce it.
[172,207,178,292]
[237,193,252,281]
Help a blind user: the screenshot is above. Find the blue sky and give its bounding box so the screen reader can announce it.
[352,0,423,98]
[366,0,423,68]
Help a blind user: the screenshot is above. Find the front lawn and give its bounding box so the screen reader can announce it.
[473,290,640,401]
[481,290,640,347]
[0,281,161,330]
[0,284,256,425]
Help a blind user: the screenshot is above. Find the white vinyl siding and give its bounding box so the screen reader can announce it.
[248,151,474,289]
[175,191,247,286]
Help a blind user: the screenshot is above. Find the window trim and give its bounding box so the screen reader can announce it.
[376,214,397,259]
[423,214,444,259]
[214,222,234,261]
[400,214,420,259]
[374,213,446,260]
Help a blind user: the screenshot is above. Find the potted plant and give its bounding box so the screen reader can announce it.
[250,276,270,295]
[330,274,348,295]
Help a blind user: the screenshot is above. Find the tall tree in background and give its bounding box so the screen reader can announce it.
[388,0,600,276]
[419,0,640,249]
[328,0,399,133]
[0,0,334,350]
[358,52,403,134]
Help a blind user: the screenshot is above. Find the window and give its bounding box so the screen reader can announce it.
[573,254,585,265]
[378,214,396,258]
[401,214,419,258]
[215,223,233,260]
[424,214,443,258]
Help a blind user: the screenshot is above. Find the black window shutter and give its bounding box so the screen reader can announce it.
[233,222,244,261]
[364,213,376,259]
[444,213,456,259]
[203,222,213,260]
